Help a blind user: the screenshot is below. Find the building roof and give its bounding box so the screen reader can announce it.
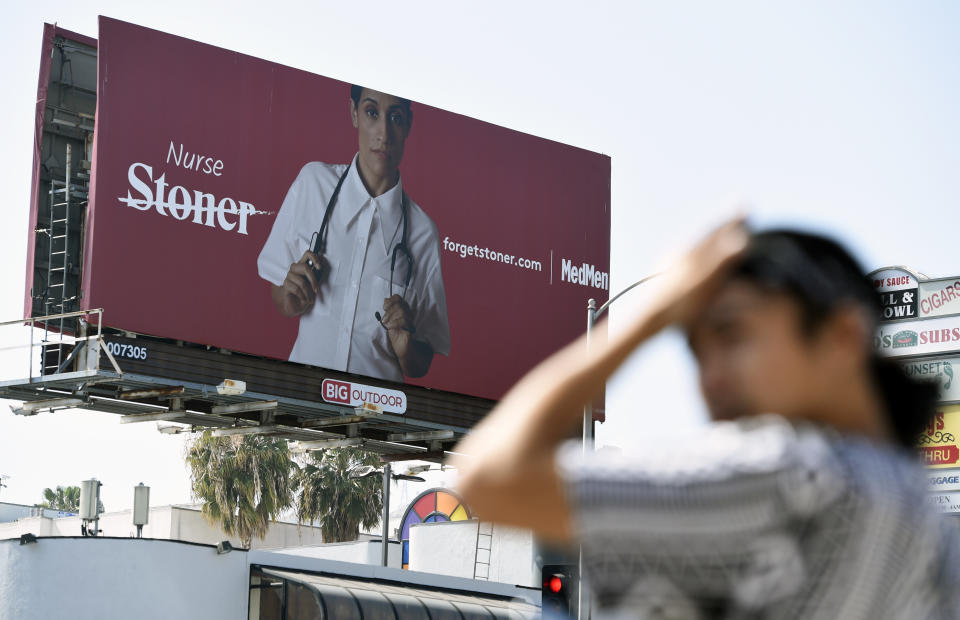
[259,567,538,618]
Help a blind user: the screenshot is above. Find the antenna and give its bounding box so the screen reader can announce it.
[79,479,102,536]
[133,483,150,538]
[0,474,9,499]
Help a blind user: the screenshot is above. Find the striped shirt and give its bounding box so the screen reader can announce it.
[558,415,960,619]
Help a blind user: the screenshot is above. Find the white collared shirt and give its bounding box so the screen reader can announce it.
[257,156,450,382]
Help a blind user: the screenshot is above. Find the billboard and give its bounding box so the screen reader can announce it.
[67,17,610,402]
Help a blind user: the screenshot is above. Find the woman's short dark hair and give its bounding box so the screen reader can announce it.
[732,229,938,448]
[350,84,412,112]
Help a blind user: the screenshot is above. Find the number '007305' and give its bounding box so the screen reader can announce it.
[105,342,147,360]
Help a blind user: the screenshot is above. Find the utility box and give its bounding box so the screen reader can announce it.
[133,483,150,526]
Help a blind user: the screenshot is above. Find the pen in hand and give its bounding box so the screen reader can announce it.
[375,311,415,333]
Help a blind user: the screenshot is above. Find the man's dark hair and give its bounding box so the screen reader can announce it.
[732,229,937,448]
[350,84,412,112]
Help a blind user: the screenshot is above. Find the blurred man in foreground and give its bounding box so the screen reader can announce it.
[454,219,958,618]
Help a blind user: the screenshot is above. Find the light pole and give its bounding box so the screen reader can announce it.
[351,465,425,567]
[382,464,390,567]
[582,273,661,448]
[578,272,660,620]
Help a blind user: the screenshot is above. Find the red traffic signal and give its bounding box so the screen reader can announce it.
[542,564,577,615]
[546,575,564,594]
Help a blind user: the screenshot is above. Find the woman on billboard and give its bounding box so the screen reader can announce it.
[257,86,450,382]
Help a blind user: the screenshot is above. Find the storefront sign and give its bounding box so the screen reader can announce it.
[925,491,960,514]
[870,268,919,322]
[875,315,960,358]
[901,356,959,403]
[870,268,960,322]
[871,269,920,293]
[927,468,960,492]
[917,404,960,469]
[918,277,960,319]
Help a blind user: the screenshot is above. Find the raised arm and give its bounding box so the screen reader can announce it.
[451,218,748,542]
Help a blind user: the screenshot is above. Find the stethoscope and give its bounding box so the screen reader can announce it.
[308,162,413,327]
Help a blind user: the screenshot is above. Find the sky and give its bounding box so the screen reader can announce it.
[0,1,958,513]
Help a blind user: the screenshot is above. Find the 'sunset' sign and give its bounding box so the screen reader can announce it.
[321,379,407,414]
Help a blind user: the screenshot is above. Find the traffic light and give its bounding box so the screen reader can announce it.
[541,564,578,616]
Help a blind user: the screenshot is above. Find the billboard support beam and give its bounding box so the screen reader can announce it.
[118,386,185,400]
[294,437,363,451]
[11,396,87,415]
[101,343,123,375]
[119,410,237,425]
[386,430,454,442]
[211,425,337,440]
[211,400,278,416]
[379,450,445,464]
[302,413,380,428]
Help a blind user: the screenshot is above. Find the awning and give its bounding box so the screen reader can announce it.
[259,568,539,619]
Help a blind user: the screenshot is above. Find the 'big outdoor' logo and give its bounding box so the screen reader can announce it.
[320,378,407,414]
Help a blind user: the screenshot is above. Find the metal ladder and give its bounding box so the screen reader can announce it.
[41,143,76,376]
[473,520,493,580]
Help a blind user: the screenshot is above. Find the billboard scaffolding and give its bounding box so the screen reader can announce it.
[25,25,97,375]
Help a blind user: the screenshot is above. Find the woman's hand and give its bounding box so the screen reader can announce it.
[643,216,749,332]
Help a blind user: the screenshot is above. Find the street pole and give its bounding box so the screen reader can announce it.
[578,298,596,620]
[381,462,391,567]
[577,274,659,620]
[583,298,597,448]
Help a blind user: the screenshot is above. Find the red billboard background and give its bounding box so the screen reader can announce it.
[76,17,609,401]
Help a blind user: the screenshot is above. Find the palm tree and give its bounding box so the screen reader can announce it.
[40,485,102,513]
[186,431,295,548]
[293,448,383,543]
[41,485,80,511]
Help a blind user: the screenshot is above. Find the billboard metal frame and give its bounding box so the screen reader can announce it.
[0,309,473,461]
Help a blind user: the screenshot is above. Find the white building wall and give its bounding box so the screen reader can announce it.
[0,502,72,522]
[165,506,324,548]
[407,520,537,587]
[0,505,537,587]
[0,504,323,549]
[0,537,248,620]
[272,538,402,567]
[0,515,54,538]
[409,520,480,579]
[488,524,538,587]
[149,505,174,539]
